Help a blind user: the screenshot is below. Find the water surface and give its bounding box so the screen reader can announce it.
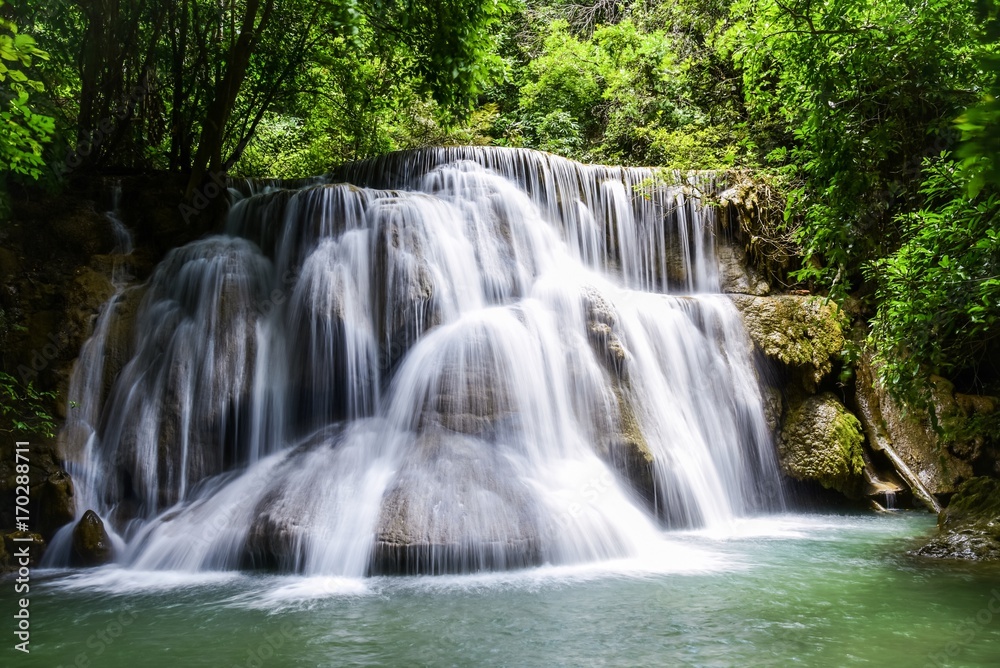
[9,512,1000,667]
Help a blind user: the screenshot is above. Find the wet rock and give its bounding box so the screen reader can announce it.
[604,385,655,503]
[730,295,843,391]
[373,202,442,361]
[243,491,306,571]
[101,284,147,404]
[854,357,975,501]
[71,510,114,566]
[372,429,541,574]
[760,384,784,436]
[778,392,866,497]
[717,240,770,296]
[582,287,630,378]
[422,344,515,437]
[36,469,75,538]
[1,532,45,571]
[915,477,1000,561]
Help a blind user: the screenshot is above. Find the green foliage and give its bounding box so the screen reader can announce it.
[0,0,54,213]
[496,8,748,167]
[955,1,1000,198]
[723,0,984,299]
[11,0,508,179]
[869,154,1000,398]
[0,371,57,439]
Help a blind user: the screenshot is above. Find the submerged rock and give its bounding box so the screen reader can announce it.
[915,477,1000,561]
[729,294,843,391]
[778,392,865,497]
[71,510,114,566]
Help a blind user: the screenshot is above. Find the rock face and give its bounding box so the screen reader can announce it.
[583,287,629,377]
[730,295,843,391]
[1,532,45,569]
[915,477,1000,561]
[778,392,866,496]
[717,240,771,296]
[372,201,442,358]
[71,510,114,566]
[854,358,978,503]
[580,287,655,502]
[0,439,76,543]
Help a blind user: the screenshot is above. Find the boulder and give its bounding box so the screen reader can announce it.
[778,392,866,497]
[730,295,843,391]
[71,510,114,566]
[915,477,1000,561]
[372,429,541,574]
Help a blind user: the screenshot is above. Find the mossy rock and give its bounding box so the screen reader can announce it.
[1,532,45,571]
[940,477,1000,529]
[778,392,865,497]
[607,384,655,503]
[915,477,1000,561]
[730,295,843,390]
[71,509,114,567]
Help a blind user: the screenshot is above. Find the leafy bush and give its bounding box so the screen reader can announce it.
[0,371,57,439]
[0,0,54,214]
[869,155,1000,399]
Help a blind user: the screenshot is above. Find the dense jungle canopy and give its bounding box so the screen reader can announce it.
[1,0,998,421]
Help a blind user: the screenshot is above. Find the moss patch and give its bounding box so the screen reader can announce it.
[778,392,865,496]
[730,295,844,389]
[915,477,1000,561]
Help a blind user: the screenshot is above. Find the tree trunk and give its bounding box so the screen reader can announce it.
[185,0,274,198]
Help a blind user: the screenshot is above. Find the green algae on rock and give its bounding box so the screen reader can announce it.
[778,392,866,496]
[915,477,1000,561]
[730,295,844,391]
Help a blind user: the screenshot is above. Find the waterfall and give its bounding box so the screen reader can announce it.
[47,147,783,575]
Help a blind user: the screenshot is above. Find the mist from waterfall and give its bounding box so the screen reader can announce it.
[46,147,784,576]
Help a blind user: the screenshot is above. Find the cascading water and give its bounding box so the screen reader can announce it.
[46,147,784,575]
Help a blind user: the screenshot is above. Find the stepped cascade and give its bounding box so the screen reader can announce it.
[46,147,784,575]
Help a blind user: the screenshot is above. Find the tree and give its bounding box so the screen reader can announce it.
[13,0,508,190]
[722,0,985,298]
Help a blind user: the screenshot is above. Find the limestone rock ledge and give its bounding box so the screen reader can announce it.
[854,357,991,506]
[729,294,844,391]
